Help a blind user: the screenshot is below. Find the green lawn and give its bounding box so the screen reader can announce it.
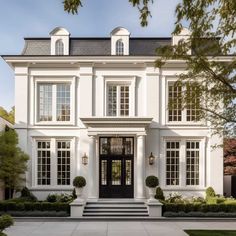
[185,230,236,236]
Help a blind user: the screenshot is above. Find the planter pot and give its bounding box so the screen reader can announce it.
[75,187,83,199]
[148,187,156,201]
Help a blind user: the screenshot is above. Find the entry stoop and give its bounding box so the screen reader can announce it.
[83,200,149,217]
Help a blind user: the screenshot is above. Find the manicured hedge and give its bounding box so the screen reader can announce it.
[0,202,70,214]
[163,203,236,214]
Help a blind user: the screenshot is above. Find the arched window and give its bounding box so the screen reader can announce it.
[55,39,64,55]
[116,40,124,55]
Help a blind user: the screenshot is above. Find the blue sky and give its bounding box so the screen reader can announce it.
[0,0,180,111]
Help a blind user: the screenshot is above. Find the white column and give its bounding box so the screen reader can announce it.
[136,135,146,199]
[88,136,96,199]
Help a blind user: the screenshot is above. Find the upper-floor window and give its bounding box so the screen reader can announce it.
[116,40,124,55]
[38,83,71,122]
[107,84,130,116]
[55,39,64,55]
[168,82,200,122]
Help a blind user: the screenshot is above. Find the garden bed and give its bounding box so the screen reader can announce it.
[163,203,236,217]
[0,202,70,217]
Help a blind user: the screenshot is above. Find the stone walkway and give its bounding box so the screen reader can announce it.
[4,220,236,236]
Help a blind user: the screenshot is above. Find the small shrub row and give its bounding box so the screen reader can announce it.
[163,211,236,217]
[46,193,74,203]
[0,202,70,213]
[0,211,69,217]
[163,203,236,213]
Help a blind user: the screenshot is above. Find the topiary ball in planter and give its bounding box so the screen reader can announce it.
[73,176,86,188]
[145,175,159,188]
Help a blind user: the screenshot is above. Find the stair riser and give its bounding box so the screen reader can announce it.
[83,201,149,217]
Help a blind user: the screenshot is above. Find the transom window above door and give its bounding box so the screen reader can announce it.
[107,84,130,116]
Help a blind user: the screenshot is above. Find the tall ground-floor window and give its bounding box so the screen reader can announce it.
[186,141,200,185]
[57,141,71,185]
[36,138,72,186]
[165,139,201,187]
[166,141,180,185]
[37,141,51,185]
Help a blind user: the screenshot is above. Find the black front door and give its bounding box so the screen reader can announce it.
[99,137,134,198]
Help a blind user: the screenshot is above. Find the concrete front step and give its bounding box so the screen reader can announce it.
[83,201,149,217]
[85,204,147,208]
[84,208,147,211]
[83,212,149,216]
[86,201,145,205]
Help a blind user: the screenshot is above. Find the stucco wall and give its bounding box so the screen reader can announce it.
[13,62,223,200]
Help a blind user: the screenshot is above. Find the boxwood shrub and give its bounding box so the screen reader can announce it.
[163,203,236,215]
[0,202,70,215]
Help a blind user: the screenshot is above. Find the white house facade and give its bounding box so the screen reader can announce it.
[3,27,224,201]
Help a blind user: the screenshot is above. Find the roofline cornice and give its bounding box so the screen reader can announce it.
[2,55,235,67]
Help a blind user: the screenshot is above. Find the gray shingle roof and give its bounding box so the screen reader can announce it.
[22,38,172,56]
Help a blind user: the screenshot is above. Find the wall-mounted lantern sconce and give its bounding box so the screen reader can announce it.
[82,153,88,165]
[148,152,155,165]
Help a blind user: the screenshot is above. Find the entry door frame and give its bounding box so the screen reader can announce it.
[99,137,134,198]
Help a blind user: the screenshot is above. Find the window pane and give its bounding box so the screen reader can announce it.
[37,141,51,185]
[56,84,71,121]
[186,83,200,121]
[166,141,180,185]
[120,86,129,116]
[186,141,200,186]
[168,84,182,122]
[55,39,64,55]
[57,141,71,185]
[125,160,132,185]
[107,85,117,116]
[116,40,124,55]
[112,160,121,185]
[38,84,52,121]
[101,160,107,185]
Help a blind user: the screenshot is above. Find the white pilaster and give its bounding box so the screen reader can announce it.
[136,135,146,199]
[88,136,96,199]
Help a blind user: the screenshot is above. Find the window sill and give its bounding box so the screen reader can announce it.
[165,122,207,126]
[162,186,205,191]
[35,121,74,126]
[30,186,73,191]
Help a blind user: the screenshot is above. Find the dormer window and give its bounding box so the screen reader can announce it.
[55,39,64,55]
[111,27,130,55]
[116,40,124,55]
[50,27,70,55]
